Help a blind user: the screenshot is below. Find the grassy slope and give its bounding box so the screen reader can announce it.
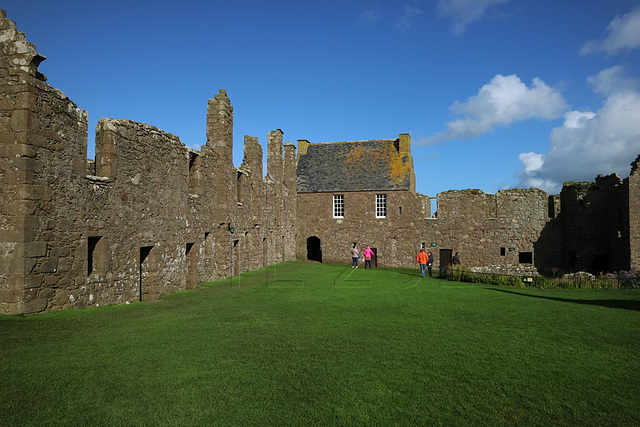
[1,262,639,426]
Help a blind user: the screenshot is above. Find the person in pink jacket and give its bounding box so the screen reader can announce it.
[363,245,374,269]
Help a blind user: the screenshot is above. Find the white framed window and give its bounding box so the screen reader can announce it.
[376,194,387,218]
[333,194,344,218]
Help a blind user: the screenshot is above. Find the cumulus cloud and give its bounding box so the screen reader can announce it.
[420,74,567,144]
[580,8,640,55]
[437,0,512,35]
[516,66,640,193]
[587,64,639,96]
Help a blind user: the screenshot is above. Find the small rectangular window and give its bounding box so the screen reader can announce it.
[333,194,344,218]
[376,194,387,218]
[500,247,506,256]
[519,252,533,264]
[88,236,103,275]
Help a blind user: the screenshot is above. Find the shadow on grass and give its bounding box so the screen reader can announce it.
[487,288,640,312]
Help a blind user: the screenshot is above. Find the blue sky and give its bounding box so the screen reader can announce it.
[4,0,640,197]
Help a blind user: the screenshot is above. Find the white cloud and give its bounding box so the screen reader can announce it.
[396,4,424,31]
[437,0,512,35]
[580,8,640,55]
[587,64,639,96]
[516,66,640,193]
[359,6,382,23]
[420,74,567,144]
[519,152,543,173]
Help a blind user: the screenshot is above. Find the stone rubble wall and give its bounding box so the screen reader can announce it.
[421,189,551,269]
[627,156,640,270]
[0,10,297,314]
[296,189,429,268]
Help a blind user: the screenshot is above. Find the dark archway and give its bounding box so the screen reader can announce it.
[306,236,322,262]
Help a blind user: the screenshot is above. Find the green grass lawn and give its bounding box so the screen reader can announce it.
[1,262,639,426]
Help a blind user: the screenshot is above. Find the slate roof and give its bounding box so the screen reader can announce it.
[296,139,414,193]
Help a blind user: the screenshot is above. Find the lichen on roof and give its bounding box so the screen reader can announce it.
[296,139,414,193]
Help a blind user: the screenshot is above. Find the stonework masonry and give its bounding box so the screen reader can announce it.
[1,10,639,315]
[0,11,295,314]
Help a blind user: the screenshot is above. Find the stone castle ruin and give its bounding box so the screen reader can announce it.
[1,10,639,314]
[0,10,296,314]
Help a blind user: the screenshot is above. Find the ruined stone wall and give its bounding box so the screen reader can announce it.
[560,174,629,273]
[283,142,298,261]
[428,189,551,269]
[0,10,88,314]
[85,118,195,306]
[629,156,640,270]
[605,175,631,272]
[0,10,297,314]
[265,130,285,265]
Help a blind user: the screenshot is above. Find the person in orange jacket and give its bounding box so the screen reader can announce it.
[416,248,429,278]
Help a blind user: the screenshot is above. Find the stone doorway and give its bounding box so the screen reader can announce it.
[439,248,452,266]
[439,248,452,277]
[307,236,322,262]
[139,246,155,301]
[185,242,197,290]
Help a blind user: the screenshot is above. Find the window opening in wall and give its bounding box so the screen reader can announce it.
[519,252,533,264]
[88,236,102,275]
[500,247,506,256]
[376,194,387,218]
[430,197,438,218]
[421,242,426,249]
[333,194,344,218]
[548,196,556,219]
[618,208,624,237]
[236,171,244,204]
[188,152,199,194]
[399,206,402,215]
[204,232,212,257]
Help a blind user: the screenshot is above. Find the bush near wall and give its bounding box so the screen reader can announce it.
[443,266,523,287]
[443,267,640,289]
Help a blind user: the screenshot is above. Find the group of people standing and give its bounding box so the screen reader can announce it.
[351,243,460,278]
[416,248,434,278]
[351,243,374,269]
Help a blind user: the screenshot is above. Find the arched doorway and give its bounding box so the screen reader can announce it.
[306,236,322,262]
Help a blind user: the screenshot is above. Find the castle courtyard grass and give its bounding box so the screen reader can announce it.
[1,261,639,426]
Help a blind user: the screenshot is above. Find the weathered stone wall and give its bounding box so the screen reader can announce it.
[0,10,297,314]
[85,118,194,306]
[0,10,88,314]
[560,174,631,273]
[296,190,428,267]
[428,189,551,269]
[629,156,640,270]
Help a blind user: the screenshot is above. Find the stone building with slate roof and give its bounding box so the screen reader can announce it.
[294,134,640,274]
[295,135,431,267]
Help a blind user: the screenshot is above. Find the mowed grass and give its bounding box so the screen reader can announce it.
[1,261,639,426]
